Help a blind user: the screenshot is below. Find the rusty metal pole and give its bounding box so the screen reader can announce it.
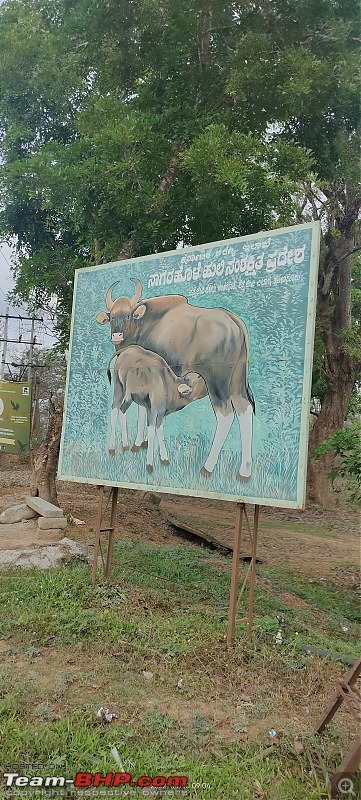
[105,486,119,578]
[315,655,361,733]
[330,737,361,795]
[247,505,259,640]
[227,501,244,645]
[91,485,104,587]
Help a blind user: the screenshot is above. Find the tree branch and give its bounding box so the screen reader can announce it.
[117,242,133,261]
[149,143,186,213]
[339,245,361,262]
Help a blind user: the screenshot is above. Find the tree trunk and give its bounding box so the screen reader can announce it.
[307,359,358,505]
[307,206,361,506]
[30,396,63,506]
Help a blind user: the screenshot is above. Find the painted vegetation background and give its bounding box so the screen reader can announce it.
[59,225,316,504]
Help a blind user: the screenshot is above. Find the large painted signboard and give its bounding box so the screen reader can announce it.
[0,380,31,454]
[58,222,320,508]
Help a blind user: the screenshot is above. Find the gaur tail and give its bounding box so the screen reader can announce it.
[246,383,256,415]
[106,350,119,385]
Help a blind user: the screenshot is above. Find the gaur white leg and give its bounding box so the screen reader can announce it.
[132,406,147,452]
[236,403,253,481]
[109,406,118,456]
[146,417,156,474]
[141,405,148,448]
[119,410,129,451]
[156,421,169,466]
[201,408,234,476]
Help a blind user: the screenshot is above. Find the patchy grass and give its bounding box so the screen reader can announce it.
[250,564,360,659]
[1,543,359,658]
[0,542,360,799]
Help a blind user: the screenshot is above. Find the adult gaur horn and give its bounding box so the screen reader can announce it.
[105,281,120,311]
[130,278,142,306]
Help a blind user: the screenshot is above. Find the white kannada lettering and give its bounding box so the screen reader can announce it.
[147,242,306,287]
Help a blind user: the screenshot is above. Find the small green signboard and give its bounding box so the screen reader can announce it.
[0,380,31,454]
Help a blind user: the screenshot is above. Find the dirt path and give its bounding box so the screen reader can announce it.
[162,497,360,582]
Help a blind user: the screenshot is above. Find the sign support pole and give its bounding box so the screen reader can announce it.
[227,502,244,645]
[227,503,260,645]
[106,486,119,578]
[27,316,35,383]
[247,505,259,640]
[91,486,104,587]
[91,485,119,587]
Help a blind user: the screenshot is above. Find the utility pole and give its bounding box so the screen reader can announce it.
[0,307,9,380]
[0,312,43,380]
[27,316,35,383]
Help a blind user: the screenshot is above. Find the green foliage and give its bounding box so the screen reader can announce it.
[348,382,361,415]
[0,0,359,482]
[339,328,361,359]
[311,329,328,403]
[227,0,360,183]
[2,0,356,334]
[313,424,361,504]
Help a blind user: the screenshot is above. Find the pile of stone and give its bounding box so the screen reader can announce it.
[0,496,68,542]
[0,537,90,570]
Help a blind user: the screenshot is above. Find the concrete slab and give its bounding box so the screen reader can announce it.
[38,516,67,530]
[25,496,63,518]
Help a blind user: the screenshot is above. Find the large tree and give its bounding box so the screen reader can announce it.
[225,0,361,503]
[0,0,359,504]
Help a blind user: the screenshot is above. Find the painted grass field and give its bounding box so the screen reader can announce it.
[62,419,299,505]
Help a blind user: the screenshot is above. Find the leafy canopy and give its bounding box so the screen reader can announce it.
[0,0,359,355]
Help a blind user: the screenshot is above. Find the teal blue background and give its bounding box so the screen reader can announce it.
[58,226,316,505]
